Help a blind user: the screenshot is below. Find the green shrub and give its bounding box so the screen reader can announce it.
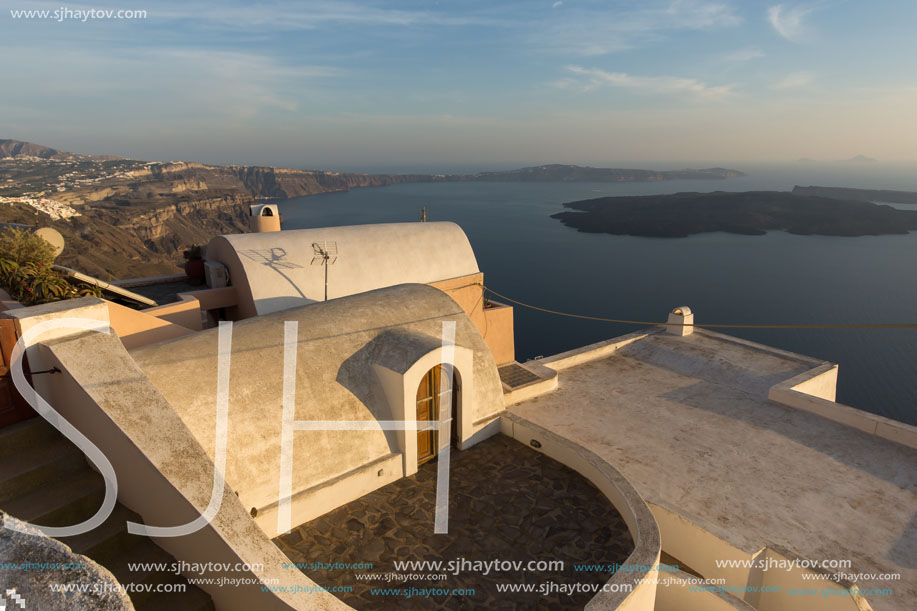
[0,227,56,267]
[0,227,102,305]
[0,259,102,306]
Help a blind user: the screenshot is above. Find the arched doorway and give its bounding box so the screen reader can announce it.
[415,365,459,466]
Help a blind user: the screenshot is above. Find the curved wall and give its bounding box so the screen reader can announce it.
[500,412,662,611]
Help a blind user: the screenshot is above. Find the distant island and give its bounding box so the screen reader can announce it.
[0,139,746,277]
[551,190,917,238]
[794,155,879,164]
[450,164,744,182]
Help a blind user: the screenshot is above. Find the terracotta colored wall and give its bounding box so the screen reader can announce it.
[429,273,516,365]
[142,299,203,331]
[106,300,197,350]
[482,302,515,365]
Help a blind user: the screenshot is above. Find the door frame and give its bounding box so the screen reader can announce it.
[415,364,460,466]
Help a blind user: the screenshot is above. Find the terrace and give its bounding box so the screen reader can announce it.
[276,434,633,610]
[508,326,917,611]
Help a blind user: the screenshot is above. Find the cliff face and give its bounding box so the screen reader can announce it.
[0,140,747,279]
[234,165,433,198]
[0,138,120,161]
[25,163,434,277]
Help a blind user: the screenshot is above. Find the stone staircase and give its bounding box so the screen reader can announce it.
[0,417,214,610]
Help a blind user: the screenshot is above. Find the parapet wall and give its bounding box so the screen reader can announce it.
[500,412,661,611]
[768,364,917,449]
[3,298,343,611]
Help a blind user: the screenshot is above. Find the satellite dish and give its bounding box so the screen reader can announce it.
[34,227,65,259]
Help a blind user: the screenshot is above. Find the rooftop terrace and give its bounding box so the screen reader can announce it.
[509,327,916,610]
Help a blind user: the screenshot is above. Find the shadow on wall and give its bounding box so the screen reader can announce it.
[237,247,309,303]
[335,333,410,455]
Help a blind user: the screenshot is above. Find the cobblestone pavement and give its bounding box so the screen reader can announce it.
[275,434,633,610]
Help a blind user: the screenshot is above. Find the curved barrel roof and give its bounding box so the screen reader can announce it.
[130,284,504,517]
[206,222,480,317]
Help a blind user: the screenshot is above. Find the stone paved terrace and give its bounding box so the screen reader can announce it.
[275,435,633,610]
[509,328,917,611]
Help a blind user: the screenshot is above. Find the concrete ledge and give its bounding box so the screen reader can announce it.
[500,412,661,611]
[694,328,823,368]
[769,367,917,450]
[114,273,188,288]
[502,362,558,406]
[536,329,662,372]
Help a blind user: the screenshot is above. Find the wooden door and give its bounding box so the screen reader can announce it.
[416,365,459,466]
[416,365,440,465]
[0,319,34,428]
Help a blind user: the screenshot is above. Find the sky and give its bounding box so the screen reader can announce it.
[1,0,916,170]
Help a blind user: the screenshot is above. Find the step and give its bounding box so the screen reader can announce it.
[0,417,60,459]
[108,539,193,606]
[63,504,146,566]
[0,437,86,503]
[3,470,106,527]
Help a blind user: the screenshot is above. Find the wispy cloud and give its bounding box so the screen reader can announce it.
[157,0,502,30]
[722,47,765,62]
[539,0,743,56]
[0,43,338,119]
[559,65,736,101]
[773,72,814,89]
[767,4,814,42]
[552,1,564,7]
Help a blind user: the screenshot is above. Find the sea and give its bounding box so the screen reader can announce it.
[277,162,917,426]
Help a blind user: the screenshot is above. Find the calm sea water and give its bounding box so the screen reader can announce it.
[278,163,917,425]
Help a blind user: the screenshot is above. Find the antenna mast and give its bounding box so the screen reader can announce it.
[310,241,338,301]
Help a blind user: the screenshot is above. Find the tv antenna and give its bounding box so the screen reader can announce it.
[311,241,338,301]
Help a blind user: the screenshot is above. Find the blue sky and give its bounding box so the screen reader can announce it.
[1,0,915,169]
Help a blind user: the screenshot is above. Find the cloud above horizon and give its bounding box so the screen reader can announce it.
[558,66,735,101]
[773,72,815,89]
[767,4,814,42]
[722,47,765,62]
[537,0,742,56]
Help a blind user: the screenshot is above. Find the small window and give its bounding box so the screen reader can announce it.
[262,208,274,217]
